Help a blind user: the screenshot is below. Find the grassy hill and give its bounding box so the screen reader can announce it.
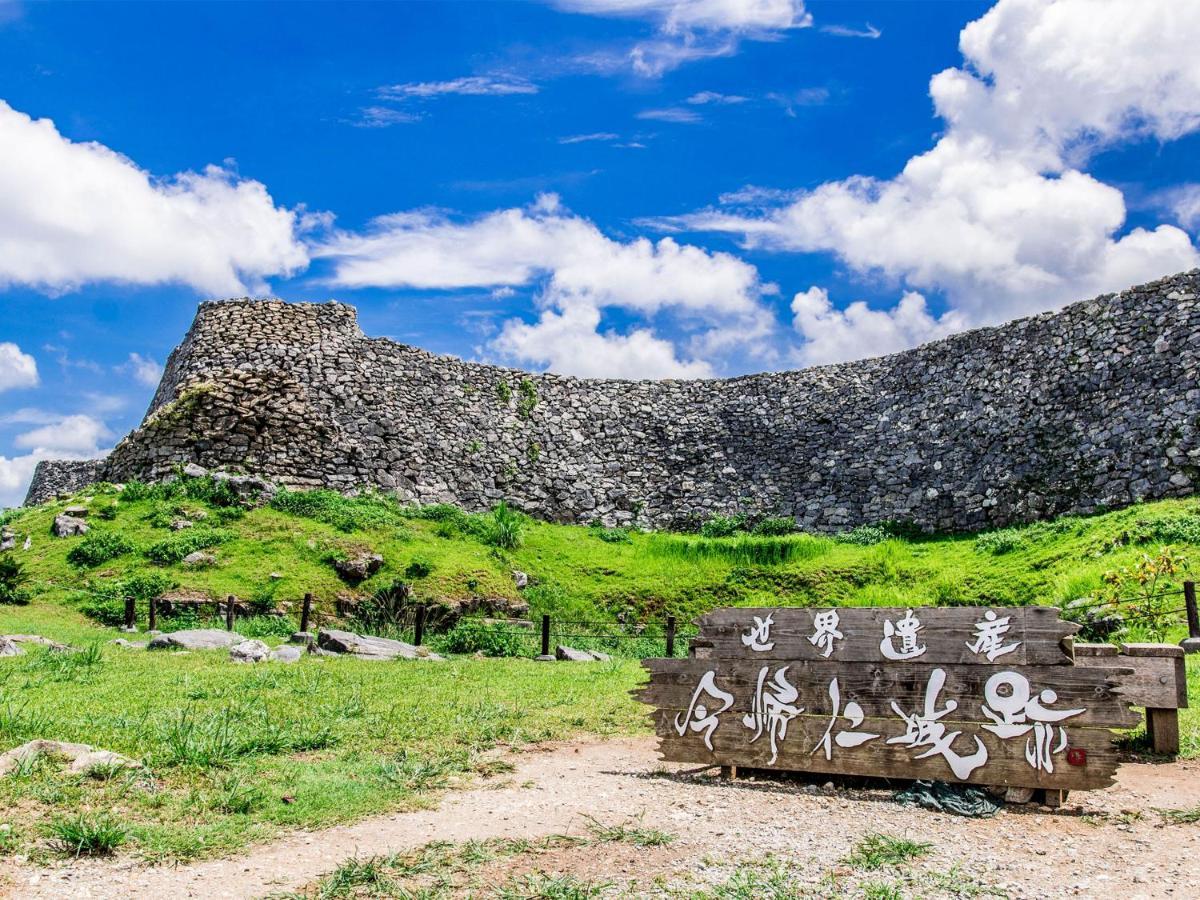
[0,475,1198,863]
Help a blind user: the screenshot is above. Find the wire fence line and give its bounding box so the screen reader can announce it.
[123,580,1200,657]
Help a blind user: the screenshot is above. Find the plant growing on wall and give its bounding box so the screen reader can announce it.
[517,378,538,418]
[495,379,512,404]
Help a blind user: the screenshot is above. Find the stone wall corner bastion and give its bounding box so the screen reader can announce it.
[22,272,1200,532]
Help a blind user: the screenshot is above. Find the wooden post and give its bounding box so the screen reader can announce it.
[123,596,136,631]
[666,615,677,657]
[541,614,551,657]
[225,595,235,631]
[1146,708,1181,756]
[413,604,426,647]
[300,593,312,635]
[1184,581,1199,639]
[147,596,157,632]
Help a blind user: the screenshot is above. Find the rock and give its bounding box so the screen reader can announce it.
[211,471,276,502]
[1180,637,1200,654]
[269,571,283,580]
[182,462,208,478]
[2,634,70,652]
[22,536,31,551]
[62,505,89,518]
[0,740,142,778]
[0,537,14,552]
[182,551,216,568]
[110,639,148,650]
[333,552,384,582]
[148,629,244,651]
[1004,786,1036,804]
[229,639,270,663]
[289,631,315,646]
[512,570,529,588]
[316,628,442,660]
[535,654,556,662]
[170,518,194,530]
[52,514,88,537]
[269,645,303,663]
[0,638,21,657]
[554,645,611,662]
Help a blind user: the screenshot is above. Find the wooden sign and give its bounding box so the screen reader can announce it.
[639,607,1139,791]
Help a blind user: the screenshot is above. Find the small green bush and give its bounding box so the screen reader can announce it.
[95,502,119,520]
[434,620,524,657]
[45,813,127,857]
[484,501,524,550]
[752,516,798,536]
[0,555,31,605]
[67,531,136,567]
[144,527,233,565]
[590,522,633,543]
[271,488,406,533]
[836,524,891,546]
[973,528,1024,555]
[404,556,433,579]
[78,571,174,626]
[700,513,746,538]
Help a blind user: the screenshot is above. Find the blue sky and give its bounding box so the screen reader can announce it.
[2,0,1199,506]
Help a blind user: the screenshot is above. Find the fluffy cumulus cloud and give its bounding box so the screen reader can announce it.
[315,194,771,378]
[122,352,164,388]
[0,413,111,508]
[664,0,1200,360]
[0,342,38,392]
[553,0,810,76]
[0,100,311,296]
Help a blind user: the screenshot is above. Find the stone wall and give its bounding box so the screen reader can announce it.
[23,459,108,506]
[28,270,1200,532]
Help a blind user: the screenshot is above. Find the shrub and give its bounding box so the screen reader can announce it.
[0,555,30,605]
[144,527,233,565]
[700,513,746,538]
[271,488,405,533]
[434,620,524,657]
[67,531,136,568]
[95,502,119,521]
[78,571,174,626]
[973,528,1025,555]
[836,524,891,546]
[404,556,433,579]
[590,522,632,543]
[350,580,414,635]
[1139,515,1200,545]
[752,516,798,536]
[484,501,524,550]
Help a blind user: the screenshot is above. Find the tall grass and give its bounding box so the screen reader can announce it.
[645,533,831,566]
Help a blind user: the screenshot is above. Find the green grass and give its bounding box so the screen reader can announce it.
[843,833,933,871]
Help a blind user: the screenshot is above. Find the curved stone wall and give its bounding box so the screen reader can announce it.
[28,270,1200,532]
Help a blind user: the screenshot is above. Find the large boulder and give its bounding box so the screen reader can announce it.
[317,628,442,660]
[182,551,216,568]
[333,552,384,582]
[211,471,276,503]
[149,629,244,651]
[0,740,142,778]
[0,638,21,657]
[1,634,71,655]
[52,515,88,537]
[229,639,270,663]
[269,645,303,663]
[555,645,611,662]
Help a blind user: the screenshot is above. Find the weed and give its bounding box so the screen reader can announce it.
[209,773,266,814]
[0,555,30,605]
[317,854,399,897]
[405,556,433,579]
[583,815,674,847]
[271,488,408,533]
[496,379,513,404]
[45,813,128,857]
[844,833,932,871]
[589,522,632,543]
[517,378,538,418]
[433,620,525,657]
[752,516,798,536]
[1157,805,1200,824]
[700,513,746,538]
[495,872,609,899]
[835,524,892,546]
[862,883,903,900]
[485,501,524,550]
[974,529,1025,555]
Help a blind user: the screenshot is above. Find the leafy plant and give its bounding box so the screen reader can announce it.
[517,378,538,418]
[67,530,136,567]
[835,524,891,546]
[700,513,746,538]
[843,833,932,871]
[1102,546,1189,642]
[144,527,233,565]
[78,571,174,626]
[751,516,798,536]
[0,555,30,605]
[404,556,433,579]
[973,528,1025,555]
[589,521,632,543]
[271,488,406,533]
[434,620,524,657]
[495,379,513,404]
[349,580,415,635]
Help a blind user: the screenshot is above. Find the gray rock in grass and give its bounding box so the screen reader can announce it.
[229,639,270,663]
[269,645,303,663]
[317,628,442,661]
[52,514,88,537]
[148,629,244,651]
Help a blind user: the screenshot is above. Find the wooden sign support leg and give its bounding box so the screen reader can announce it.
[1146,708,1180,755]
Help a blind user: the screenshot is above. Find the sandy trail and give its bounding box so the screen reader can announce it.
[3,737,1198,899]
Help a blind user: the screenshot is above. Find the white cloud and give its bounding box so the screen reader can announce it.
[553,0,811,76]
[1,413,112,508]
[1163,184,1200,233]
[558,132,621,144]
[636,107,702,124]
[820,23,880,39]
[687,91,747,105]
[377,76,538,99]
[315,194,772,378]
[790,287,965,367]
[662,0,1200,357]
[0,342,38,392]
[0,100,310,295]
[122,352,163,388]
[354,106,423,128]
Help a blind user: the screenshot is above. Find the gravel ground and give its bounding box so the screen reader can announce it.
[2,737,1197,899]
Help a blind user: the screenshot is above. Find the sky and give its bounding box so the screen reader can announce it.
[2,0,1200,507]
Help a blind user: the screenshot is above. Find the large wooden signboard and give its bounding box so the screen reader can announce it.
[638,607,1139,791]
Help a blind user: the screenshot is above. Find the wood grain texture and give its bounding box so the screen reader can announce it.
[1075,651,1188,709]
[689,607,1077,666]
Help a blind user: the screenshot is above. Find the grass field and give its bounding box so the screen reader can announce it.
[0,479,1198,862]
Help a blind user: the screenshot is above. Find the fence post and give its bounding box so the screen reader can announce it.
[541,614,551,657]
[666,616,677,657]
[1184,581,1199,639]
[300,593,312,635]
[225,595,236,631]
[413,605,426,647]
[123,596,136,631]
[147,595,157,632]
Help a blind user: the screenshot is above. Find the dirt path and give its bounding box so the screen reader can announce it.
[4,737,1199,899]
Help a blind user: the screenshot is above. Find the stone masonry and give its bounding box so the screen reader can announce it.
[24,270,1200,533]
